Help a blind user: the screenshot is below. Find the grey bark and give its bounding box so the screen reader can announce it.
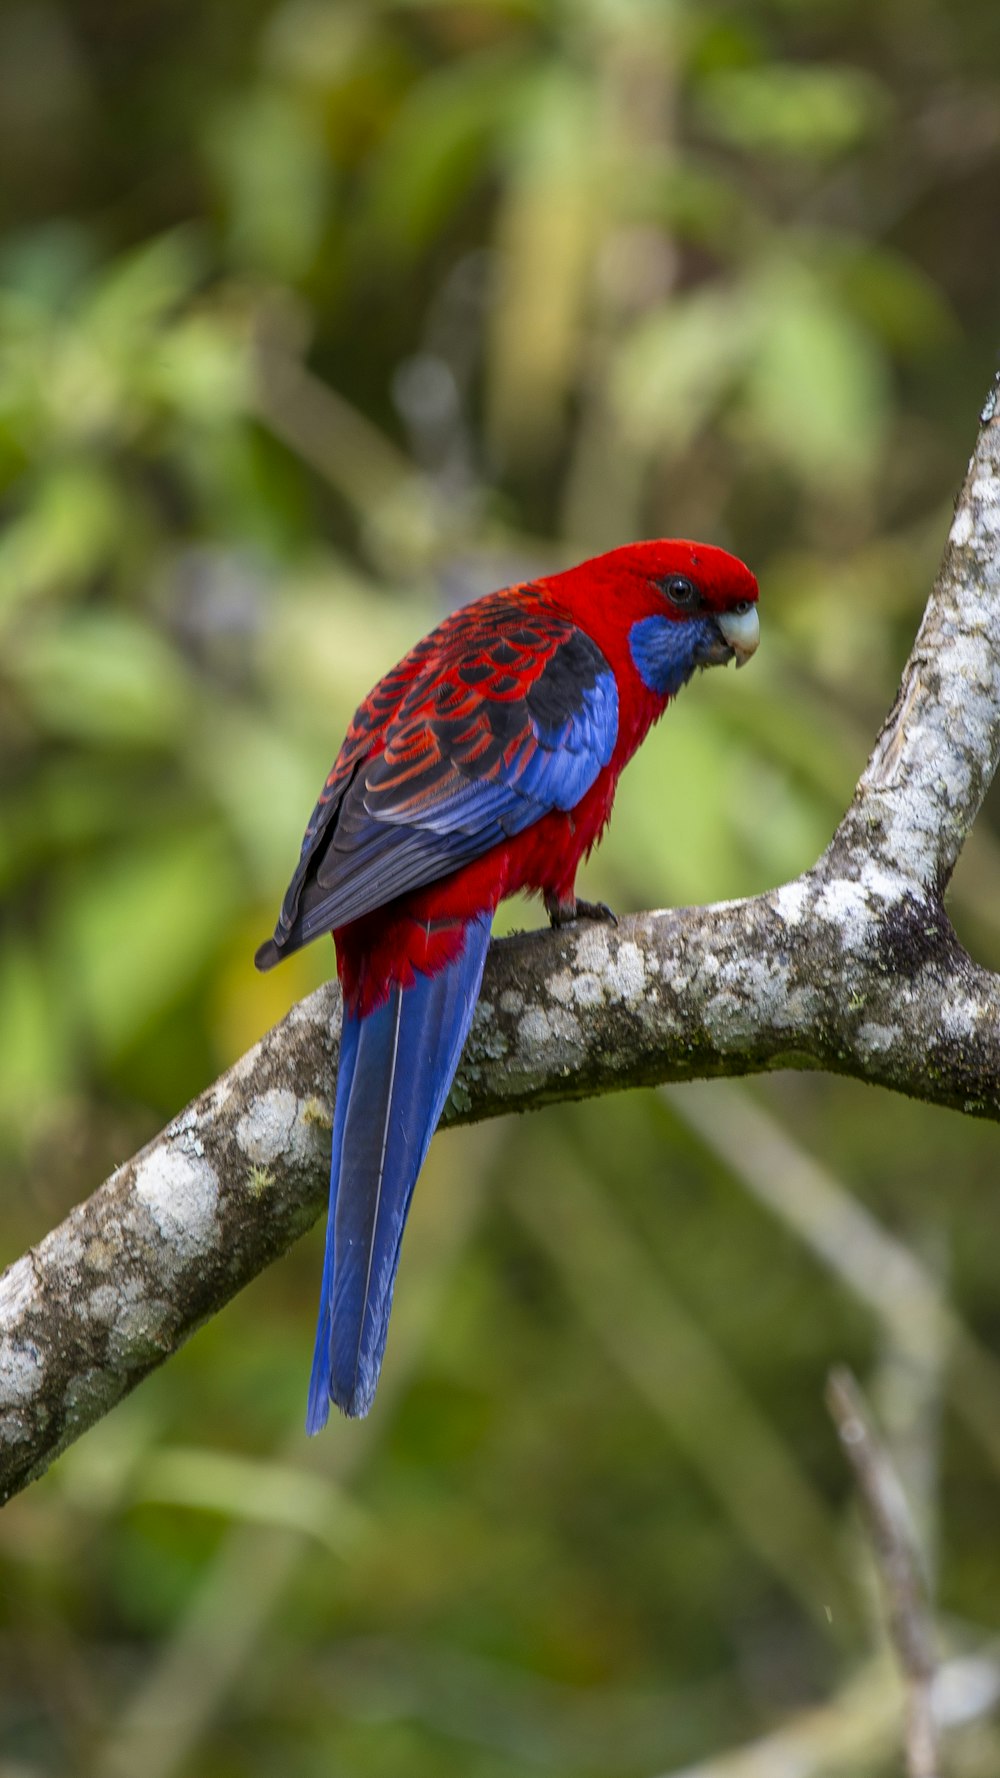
[2,373,999,1506]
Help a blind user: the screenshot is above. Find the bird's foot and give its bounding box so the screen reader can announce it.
[547,897,619,930]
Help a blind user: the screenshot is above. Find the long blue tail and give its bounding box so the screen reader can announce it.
[306,914,491,1431]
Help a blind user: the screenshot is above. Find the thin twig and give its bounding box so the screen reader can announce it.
[827,1367,941,1778]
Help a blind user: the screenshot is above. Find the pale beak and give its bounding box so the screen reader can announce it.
[717,605,760,668]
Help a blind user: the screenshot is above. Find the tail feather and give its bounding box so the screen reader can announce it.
[306,913,491,1431]
[305,1009,360,1434]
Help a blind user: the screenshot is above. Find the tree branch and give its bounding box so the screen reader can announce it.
[2,371,999,1506]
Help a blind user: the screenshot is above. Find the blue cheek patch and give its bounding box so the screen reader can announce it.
[629,615,716,698]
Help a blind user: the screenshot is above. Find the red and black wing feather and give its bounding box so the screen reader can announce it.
[255,586,617,968]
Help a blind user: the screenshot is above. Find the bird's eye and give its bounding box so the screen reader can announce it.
[732,599,751,615]
[663,575,697,607]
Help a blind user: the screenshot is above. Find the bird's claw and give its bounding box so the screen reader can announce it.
[575,898,619,927]
[548,897,619,930]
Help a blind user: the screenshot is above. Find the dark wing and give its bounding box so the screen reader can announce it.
[256,591,617,967]
[255,625,441,966]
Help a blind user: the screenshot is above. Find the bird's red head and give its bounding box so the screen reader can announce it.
[544,538,759,696]
[551,537,757,616]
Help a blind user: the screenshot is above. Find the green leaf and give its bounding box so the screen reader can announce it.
[55,829,240,1060]
[366,48,525,256]
[9,613,192,747]
[612,287,753,453]
[0,467,124,623]
[82,231,207,352]
[206,89,332,280]
[0,942,69,1144]
[697,62,888,161]
[131,1447,371,1557]
[741,265,889,488]
[143,314,250,423]
[833,243,956,356]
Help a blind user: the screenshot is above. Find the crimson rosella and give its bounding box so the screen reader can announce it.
[256,539,759,1429]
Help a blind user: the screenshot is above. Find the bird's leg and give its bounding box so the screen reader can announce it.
[545,891,619,930]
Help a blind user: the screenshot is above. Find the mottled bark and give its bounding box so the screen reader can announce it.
[2,373,999,1506]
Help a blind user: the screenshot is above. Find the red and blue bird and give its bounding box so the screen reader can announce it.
[256,539,759,1430]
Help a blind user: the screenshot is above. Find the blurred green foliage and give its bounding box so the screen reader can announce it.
[2,0,1000,1773]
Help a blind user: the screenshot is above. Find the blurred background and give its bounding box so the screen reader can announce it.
[2,0,1000,1773]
